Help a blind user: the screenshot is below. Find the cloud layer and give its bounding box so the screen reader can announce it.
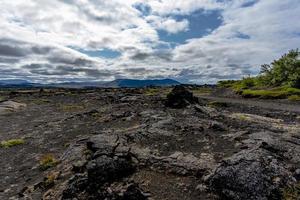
[0,0,299,83]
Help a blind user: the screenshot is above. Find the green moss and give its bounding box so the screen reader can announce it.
[240,87,300,99]
[0,139,25,148]
[39,154,59,170]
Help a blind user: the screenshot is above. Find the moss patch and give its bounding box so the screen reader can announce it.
[239,87,300,99]
[0,139,25,148]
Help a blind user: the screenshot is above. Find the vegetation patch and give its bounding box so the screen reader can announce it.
[288,95,300,101]
[240,87,300,99]
[218,49,300,99]
[39,154,59,170]
[43,172,60,188]
[0,139,24,148]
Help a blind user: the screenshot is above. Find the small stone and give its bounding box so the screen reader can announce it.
[195,184,207,192]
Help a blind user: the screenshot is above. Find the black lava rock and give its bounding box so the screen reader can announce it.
[207,148,291,200]
[165,85,198,108]
[86,155,136,184]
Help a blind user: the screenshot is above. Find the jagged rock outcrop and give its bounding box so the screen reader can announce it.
[61,135,147,200]
[206,131,300,200]
[0,100,26,115]
[165,85,198,108]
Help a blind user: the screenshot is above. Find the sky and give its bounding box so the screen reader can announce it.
[0,0,299,84]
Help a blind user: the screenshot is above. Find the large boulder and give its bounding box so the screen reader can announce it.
[207,148,292,200]
[86,155,135,184]
[61,134,147,200]
[206,130,300,200]
[165,85,198,108]
[0,100,26,115]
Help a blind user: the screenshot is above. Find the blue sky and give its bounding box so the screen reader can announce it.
[0,0,299,83]
[158,10,223,45]
[79,49,122,59]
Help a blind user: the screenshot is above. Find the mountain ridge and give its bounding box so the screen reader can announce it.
[0,78,180,88]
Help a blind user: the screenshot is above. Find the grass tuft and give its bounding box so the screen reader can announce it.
[43,172,60,188]
[282,182,300,200]
[0,139,24,148]
[39,154,59,170]
[60,104,85,112]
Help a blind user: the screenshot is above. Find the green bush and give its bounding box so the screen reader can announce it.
[217,80,239,88]
[260,49,300,88]
[217,49,300,99]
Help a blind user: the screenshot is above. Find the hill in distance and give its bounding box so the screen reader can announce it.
[0,78,181,88]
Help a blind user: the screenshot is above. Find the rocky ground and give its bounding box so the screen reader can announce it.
[0,86,299,200]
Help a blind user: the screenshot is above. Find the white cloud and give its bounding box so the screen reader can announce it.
[146,15,189,34]
[0,0,299,83]
[147,0,225,15]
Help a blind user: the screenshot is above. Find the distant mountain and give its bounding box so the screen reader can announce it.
[0,78,180,88]
[48,81,106,88]
[0,79,30,85]
[103,79,180,88]
[0,79,39,88]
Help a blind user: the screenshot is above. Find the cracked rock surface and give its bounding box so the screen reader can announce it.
[0,87,299,200]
